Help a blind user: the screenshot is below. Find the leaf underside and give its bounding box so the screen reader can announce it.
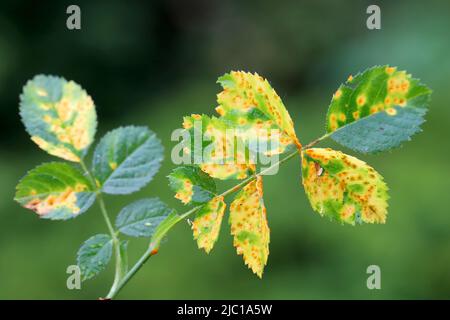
[326,65,431,153]
[229,176,270,278]
[192,196,226,253]
[92,126,164,194]
[115,198,173,238]
[14,162,95,220]
[20,75,97,162]
[302,148,389,225]
[77,234,113,281]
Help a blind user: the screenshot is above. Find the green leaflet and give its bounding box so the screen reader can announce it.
[229,176,270,278]
[168,165,216,205]
[301,148,389,225]
[14,162,96,220]
[149,212,181,252]
[326,66,431,153]
[119,240,129,279]
[77,234,113,281]
[92,126,164,194]
[192,196,226,253]
[20,75,97,162]
[217,71,301,154]
[115,198,174,237]
[182,114,255,180]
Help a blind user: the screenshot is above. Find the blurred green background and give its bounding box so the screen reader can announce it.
[0,0,449,299]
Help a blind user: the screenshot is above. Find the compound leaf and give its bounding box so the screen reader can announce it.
[326,66,431,153]
[14,162,96,220]
[115,198,174,237]
[77,234,113,281]
[229,176,270,278]
[92,126,164,194]
[301,148,389,225]
[192,196,226,253]
[20,75,97,162]
[217,71,301,155]
[182,114,255,180]
[168,165,216,205]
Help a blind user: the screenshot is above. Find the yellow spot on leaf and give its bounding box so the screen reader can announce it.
[385,66,396,74]
[31,136,80,162]
[182,118,193,129]
[215,106,225,116]
[36,88,48,97]
[24,187,83,217]
[386,108,397,116]
[334,89,342,99]
[174,178,194,204]
[356,95,366,106]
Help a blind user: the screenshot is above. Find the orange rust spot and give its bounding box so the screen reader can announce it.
[386,66,396,74]
[356,95,366,106]
[384,97,392,105]
[386,107,397,116]
[215,106,225,116]
[334,89,342,99]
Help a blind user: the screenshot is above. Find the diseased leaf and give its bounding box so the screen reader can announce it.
[20,75,97,162]
[92,126,164,194]
[115,198,173,237]
[229,176,270,278]
[14,162,96,220]
[192,196,226,253]
[168,165,216,205]
[77,234,113,281]
[326,66,431,153]
[301,148,389,225]
[182,114,255,180]
[216,71,301,155]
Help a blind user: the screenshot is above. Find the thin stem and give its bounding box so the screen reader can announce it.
[106,246,154,299]
[79,159,123,299]
[98,193,123,298]
[105,132,331,299]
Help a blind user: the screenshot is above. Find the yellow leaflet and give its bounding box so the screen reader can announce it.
[20,76,97,162]
[229,176,270,278]
[192,196,226,253]
[302,148,389,225]
[217,71,301,154]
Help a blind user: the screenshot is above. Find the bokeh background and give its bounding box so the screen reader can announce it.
[0,0,449,299]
